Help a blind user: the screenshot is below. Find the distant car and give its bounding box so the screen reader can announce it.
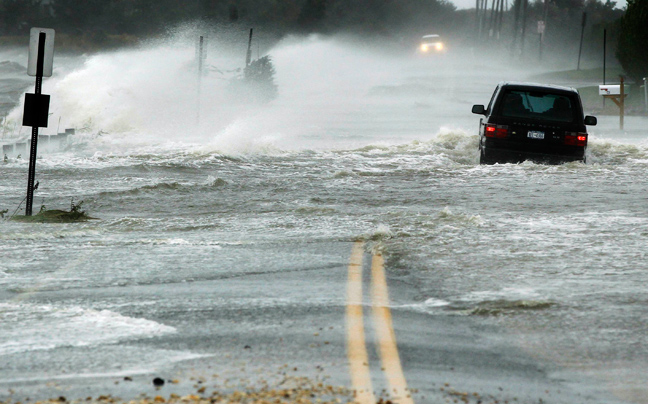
[472,82,597,164]
[418,34,445,53]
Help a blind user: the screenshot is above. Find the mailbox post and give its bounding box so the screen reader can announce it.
[599,76,628,130]
[23,28,55,216]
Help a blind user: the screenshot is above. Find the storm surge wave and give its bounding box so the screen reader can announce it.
[3,33,646,166]
[3,34,418,154]
[5,128,648,172]
[97,176,227,198]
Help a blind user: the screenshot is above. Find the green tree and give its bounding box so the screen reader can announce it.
[616,0,648,84]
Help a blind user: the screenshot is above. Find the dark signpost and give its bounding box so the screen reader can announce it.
[22,28,54,216]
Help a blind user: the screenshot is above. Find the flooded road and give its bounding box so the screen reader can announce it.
[1,36,648,403]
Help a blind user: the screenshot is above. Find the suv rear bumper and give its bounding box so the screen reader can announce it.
[481,139,585,164]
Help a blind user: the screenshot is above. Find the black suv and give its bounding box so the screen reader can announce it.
[472,82,597,164]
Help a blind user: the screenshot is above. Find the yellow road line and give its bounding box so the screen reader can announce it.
[346,241,376,404]
[371,253,414,404]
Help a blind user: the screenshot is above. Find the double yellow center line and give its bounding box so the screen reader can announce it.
[346,241,414,404]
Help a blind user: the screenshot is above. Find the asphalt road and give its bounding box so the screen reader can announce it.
[1,239,630,404]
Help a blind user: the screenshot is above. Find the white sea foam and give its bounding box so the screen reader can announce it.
[398,298,451,315]
[363,224,392,242]
[437,206,484,226]
[0,302,176,356]
[459,287,542,303]
[0,349,211,384]
[424,297,451,307]
[587,137,648,164]
[134,237,221,246]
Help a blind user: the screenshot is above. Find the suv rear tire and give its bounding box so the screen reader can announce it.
[479,146,496,165]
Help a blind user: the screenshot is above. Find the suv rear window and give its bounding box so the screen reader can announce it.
[499,90,575,123]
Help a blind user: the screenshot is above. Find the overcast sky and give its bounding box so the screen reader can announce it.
[449,0,627,10]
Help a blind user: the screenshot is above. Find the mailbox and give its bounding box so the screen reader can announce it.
[599,85,629,96]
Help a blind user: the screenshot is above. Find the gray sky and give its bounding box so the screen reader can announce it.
[449,0,627,10]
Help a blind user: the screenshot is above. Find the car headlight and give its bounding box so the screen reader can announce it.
[420,44,428,52]
[436,43,443,51]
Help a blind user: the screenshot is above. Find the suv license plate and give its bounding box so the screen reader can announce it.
[528,131,545,140]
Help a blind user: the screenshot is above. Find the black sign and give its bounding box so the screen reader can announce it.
[22,93,50,128]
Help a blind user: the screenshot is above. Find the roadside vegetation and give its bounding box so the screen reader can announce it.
[9,200,94,223]
[616,0,648,85]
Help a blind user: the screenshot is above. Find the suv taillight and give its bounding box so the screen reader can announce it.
[565,132,588,147]
[485,124,508,138]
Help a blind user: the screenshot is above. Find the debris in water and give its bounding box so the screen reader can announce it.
[468,300,556,316]
[11,200,94,223]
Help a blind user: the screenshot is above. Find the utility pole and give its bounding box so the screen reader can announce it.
[644,77,648,113]
[512,0,522,53]
[603,29,607,108]
[478,0,487,40]
[620,76,625,130]
[246,28,254,66]
[577,12,587,70]
[603,29,607,85]
[537,19,545,61]
[475,0,481,41]
[488,0,497,38]
[520,0,529,56]
[196,35,204,124]
[644,77,648,114]
[538,0,549,61]
[497,0,505,40]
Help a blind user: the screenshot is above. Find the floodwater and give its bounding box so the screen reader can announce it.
[1,34,648,403]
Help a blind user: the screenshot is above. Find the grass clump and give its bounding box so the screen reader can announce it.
[11,200,95,223]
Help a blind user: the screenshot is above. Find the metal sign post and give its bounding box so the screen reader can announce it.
[23,28,54,216]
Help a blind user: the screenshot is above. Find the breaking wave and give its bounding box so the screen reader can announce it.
[97,176,227,198]
[587,137,648,165]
